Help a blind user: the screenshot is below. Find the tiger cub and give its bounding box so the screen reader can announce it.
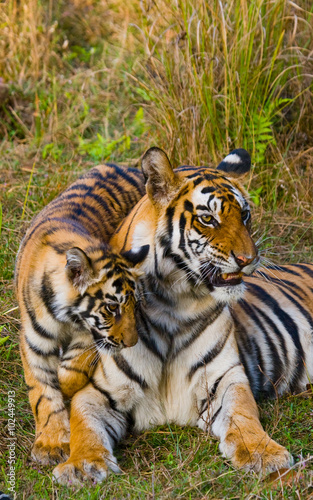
[15,163,148,465]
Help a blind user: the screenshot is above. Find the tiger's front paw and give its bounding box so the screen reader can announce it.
[32,417,70,465]
[32,440,70,466]
[221,431,293,473]
[53,454,120,485]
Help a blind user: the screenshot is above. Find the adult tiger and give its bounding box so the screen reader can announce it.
[53,147,313,485]
[15,163,148,465]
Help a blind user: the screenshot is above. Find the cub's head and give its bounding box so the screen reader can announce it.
[65,245,149,351]
[140,147,259,302]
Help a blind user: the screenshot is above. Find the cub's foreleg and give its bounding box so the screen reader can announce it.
[58,334,98,399]
[53,382,127,485]
[20,331,70,465]
[198,365,293,473]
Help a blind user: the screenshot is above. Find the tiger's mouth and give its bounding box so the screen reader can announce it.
[215,271,243,287]
[200,264,244,287]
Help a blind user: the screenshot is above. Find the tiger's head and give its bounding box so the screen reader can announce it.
[121,147,259,304]
[63,244,149,351]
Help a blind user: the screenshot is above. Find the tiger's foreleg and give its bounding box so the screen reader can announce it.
[198,365,293,473]
[58,333,98,399]
[20,332,70,465]
[53,382,127,485]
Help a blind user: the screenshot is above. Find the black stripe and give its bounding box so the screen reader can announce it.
[63,341,90,352]
[90,379,119,411]
[37,376,60,390]
[113,353,148,389]
[119,197,147,249]
[59,365,89,377]
[137,310,165,362]
[188,322,232,379]
[42,408,66,429]
[178,212,191,260]
[263,265,302,277]
[91,174,137,210]
[278,287,313,331]
[47,199,104,231]
[232,313,262,396]
[103,164,145,193]
[172,304,225,358]
[247,282,305,389]
[293,263,313,279]
[22,287,56,340]
[167,251,199,285]
[44,217,91,237]
[25,336,59,357]
[250,305,288,362]
[105,424,119,447]
[35,394,52,417]
[41,272,57,317]
[143,274,176,307]
[257,274,307,300]
[210,363,242,399]
[240,299,284,392]
[209,405,222,427]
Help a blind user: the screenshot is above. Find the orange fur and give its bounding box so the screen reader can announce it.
[16,163,146,465]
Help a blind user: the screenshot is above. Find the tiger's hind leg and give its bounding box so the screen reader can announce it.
[58,334,98,399]
[21,332,70,465]
[199,365,293,473]
[53,382,127,485]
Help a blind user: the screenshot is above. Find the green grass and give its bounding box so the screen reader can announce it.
[1,0,313,498]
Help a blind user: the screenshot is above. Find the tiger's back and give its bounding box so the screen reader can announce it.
[15,163,145,286]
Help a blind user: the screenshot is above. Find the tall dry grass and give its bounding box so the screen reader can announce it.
[129,0,313,165]
[0,0,312,256]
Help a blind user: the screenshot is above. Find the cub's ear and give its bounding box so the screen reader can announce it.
[141,147,183,206]
[217,148,251,178]
[66,247,94,293]
[121,244,150,266]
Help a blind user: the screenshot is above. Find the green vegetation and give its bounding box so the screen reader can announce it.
[0,0,312,498]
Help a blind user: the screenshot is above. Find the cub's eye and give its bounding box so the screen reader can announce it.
[241,210,251,224]
[106,304,119,314]
[198,214,216,227]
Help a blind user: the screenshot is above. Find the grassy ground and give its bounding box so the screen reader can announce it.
[0,0,313,498]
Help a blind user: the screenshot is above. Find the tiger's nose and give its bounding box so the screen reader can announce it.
[232,252,256,268]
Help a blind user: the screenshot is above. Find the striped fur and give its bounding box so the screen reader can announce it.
[15,163,147,466]
[53,148,313,485]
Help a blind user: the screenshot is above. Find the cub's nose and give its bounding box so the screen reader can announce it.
[121,338,137,348]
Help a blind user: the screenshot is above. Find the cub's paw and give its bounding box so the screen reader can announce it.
[32,440,70,466]
[53,455,120,485]
[222,432,293,473]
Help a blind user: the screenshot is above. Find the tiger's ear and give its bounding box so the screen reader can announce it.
[141,147,182,206]
[217,149,251,179]
[121,244,150,266]
[66,247,94,294]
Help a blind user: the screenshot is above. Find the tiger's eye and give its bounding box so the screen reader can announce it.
[241,210,250,223]
[106,303,119,313]
[198,214,215,226]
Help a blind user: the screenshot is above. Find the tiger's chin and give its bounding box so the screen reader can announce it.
[200,264,254,303]
[95,342,123,355]
[211,281,246,304]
